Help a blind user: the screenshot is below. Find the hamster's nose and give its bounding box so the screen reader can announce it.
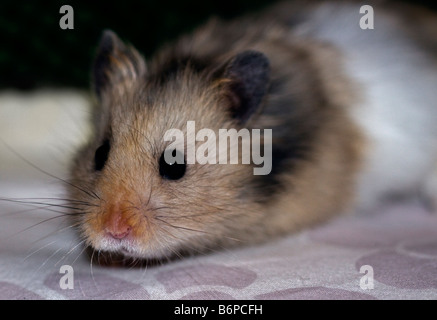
[106,226,132,240]
[104,208,133,240]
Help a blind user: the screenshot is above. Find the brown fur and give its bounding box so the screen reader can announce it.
[68,1,387,261]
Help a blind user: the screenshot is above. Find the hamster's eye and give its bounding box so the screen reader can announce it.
[159,149,186,180]
[94,139,110,171]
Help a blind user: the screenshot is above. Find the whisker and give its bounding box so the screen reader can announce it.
[89,248,96,283]
[155,222,241,262]
[1,215,73,242]
[35,246,64,273]
[25,220,82,253]
[154,217,242,243]
[0,197,97,207]
[53,239,87,267]
[152,229,185,261]
[0,139,100,200]
[11,220,82,275]
[0,204,58,218]
[155,224,208,257]
[23,239,59,263]
[0,197,91,212]
[72,242,89,265]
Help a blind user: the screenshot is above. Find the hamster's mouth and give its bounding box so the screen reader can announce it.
[93,235,181,261]
[119,246,140,257]
[115,243,165,260]
[95,236,143,258]
[109,241,144,258]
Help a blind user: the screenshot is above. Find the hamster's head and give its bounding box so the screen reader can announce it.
[68,30,271,261]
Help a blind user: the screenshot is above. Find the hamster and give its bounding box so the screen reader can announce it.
[69,0,437,262]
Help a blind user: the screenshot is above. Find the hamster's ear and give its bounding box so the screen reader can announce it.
[221,50,270,124]
[93,30,147,98]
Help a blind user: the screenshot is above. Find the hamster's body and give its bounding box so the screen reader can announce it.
[298,1,437,211]
[69,0,437,261]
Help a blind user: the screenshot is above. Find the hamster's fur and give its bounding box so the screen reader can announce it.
[69,0,437,261]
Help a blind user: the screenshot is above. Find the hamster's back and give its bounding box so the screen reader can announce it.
[289,0,437,209]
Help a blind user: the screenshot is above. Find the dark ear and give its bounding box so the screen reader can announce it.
[222,50,270,123]
[93,30,146,98]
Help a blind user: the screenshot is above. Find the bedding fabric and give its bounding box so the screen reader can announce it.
[0,90,436,300]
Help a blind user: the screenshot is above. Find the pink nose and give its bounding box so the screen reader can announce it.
[106,226,132,240]
[103,201,134,240]
[104,211,132,240]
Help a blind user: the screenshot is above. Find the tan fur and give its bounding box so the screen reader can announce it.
[69,0,434,261]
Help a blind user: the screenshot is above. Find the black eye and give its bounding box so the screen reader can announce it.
[94,139,110,171]
[159,149,186,180]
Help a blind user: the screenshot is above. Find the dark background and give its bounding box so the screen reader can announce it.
[1,0,436,91]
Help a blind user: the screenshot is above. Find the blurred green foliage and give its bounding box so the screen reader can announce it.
[0,0,435,90]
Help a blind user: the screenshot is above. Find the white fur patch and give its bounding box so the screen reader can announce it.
[297,2,437,209]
